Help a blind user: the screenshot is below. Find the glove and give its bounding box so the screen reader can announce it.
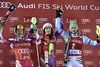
[97,36,100,43]
[56,7,63,18]
[30,24,38,33]
[0,21,5,27]
[8,4,16,12]
[96,25,100,43]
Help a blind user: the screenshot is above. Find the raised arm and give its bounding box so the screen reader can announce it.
[83,25,100,46]
[55,7,70,43]
[26,17,39,40]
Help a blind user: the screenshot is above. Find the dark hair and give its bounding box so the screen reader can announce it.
[15,24,24,34]
[43,27,53,38]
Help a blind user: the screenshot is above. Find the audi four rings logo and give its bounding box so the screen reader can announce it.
[98,50,100,54]
[95,19,100,22]
[56,50,63,53]
[9,17,19,21]
[0,2,11,8]
[83,50,92,54]
[81,19,90,22]
[56,39,63,43]
[25,28,30,32]
[82,29,91,33]
[0,17,3,20]
[39,18,48,22]
[9,49,14,55]
[9,61,15,64]
[0,61,3,65]
[0,49,3,53]
[9,28,15,33]
[56,61,63,64]
[84,61,94,65]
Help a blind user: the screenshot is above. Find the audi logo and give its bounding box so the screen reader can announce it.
[0,49,3,53]
[9,17,19,21]
[9,49,14,55]
[0,61,3,65]
[53,18,55,22]
[81,19,90,22]
[38,28,43,33]
[56,39,63,43]
[95,19,100,23]
[56,50,63,53]
[82,29,91,33]
[98,50,100,54]
[83,50,92,54]
[9,61,15,64]
[25,28,30,32]
[0,17,3,20]
[9,28,15,33]
[99,62,100,64]
[56,61,63,64]
[0,2,11,8]
[38,18,48,22]
[84,61,94,65]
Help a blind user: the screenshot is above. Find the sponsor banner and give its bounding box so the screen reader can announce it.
[0,0,100,67]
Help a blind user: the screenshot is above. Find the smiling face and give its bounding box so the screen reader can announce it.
[70,27,78,34]
[16,29,24,37]
[44,27,52,35]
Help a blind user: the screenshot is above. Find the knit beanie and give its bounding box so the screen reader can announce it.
[69,20,78,29]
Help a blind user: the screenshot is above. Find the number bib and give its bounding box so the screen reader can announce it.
[69,37,83,50]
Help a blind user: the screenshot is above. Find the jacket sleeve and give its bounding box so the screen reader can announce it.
[83,35,99,46]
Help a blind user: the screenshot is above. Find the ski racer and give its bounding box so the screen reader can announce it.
[9,24,40,67]
[27,17,56,67]
[55,7,100,67]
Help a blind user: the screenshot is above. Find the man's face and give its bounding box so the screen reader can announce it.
[70,27,78,34]
[16,29,24,37]
[44,27,51,35]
